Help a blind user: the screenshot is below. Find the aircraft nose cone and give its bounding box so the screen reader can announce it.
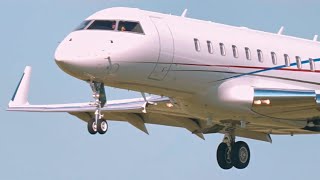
[54,46,84,78]
[54,55,68,68]
[54,58,69,70]
[55,57,79,78]
[54,43,69,65]
[54,46,111,80]
[54,51,73,67]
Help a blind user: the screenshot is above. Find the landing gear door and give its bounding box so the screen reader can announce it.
[148,17,174,81]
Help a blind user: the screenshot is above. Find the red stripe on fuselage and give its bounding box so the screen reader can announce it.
[176,63,320,73]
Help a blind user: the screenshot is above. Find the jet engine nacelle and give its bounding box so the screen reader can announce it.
[193,77,320,120]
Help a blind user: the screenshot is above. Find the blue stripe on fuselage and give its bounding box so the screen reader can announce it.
[223,57,320,80]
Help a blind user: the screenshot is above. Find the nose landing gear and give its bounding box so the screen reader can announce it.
[88,81,108,135]
[216,132,250,170]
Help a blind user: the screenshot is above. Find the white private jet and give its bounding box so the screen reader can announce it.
[8,7,320,170]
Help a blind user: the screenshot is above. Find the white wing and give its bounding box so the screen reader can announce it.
[7,66,205,139]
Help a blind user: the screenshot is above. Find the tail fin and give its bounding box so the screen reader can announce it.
[9,66,32,107]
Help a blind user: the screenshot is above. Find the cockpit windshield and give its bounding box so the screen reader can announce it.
[74,20,91,31]
[87,20,116,30]
[74,20,144,34]
[118,21,144,34]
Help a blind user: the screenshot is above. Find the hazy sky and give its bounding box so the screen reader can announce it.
[1,0,320,179]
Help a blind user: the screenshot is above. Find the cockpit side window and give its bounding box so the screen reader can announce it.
[87,20,116,30]
[118,21,144,34]
[74,20,92,31]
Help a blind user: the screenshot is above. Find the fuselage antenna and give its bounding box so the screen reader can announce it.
[313,35,318,41]
[181,9,188,17]
[277,26,284,35]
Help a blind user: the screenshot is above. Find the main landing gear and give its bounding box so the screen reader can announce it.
[87,81,108,135]
[216,132,250,170]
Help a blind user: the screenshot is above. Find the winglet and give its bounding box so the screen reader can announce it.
[9,66,32,107]
[181,9,188,17]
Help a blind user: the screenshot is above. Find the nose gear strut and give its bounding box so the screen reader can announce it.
[88,81,108,135]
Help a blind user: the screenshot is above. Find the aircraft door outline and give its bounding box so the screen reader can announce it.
[148,17,174,81]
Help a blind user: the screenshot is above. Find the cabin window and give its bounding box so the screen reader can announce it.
[257,49,263,62]
[245,47,251,60]
[284,54,290,67]
[309,58,315,71]
[296,56,302,69]
[232,45,238,58]
[194,38,201,52]
[74,20,92,31]
[117,21,144,34]
[207,41,213,54]
[87,20,117,30]
[271,52,277,65]
[220,43,226,56]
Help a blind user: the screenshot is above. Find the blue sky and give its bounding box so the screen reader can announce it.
[1,0,320,179]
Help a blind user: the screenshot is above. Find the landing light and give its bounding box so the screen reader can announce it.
[254,100,262,105]
[262,99,271,105]
[166,103,174,108]
[254,99,271,105]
